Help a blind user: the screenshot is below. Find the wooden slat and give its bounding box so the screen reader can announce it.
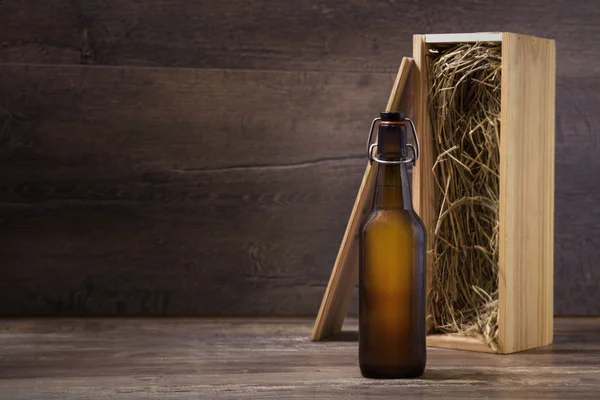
[0,70,598,318]
[0,160,366,315]
[425,32,502,43]
[1,317,600,398]
[0,0,597,77]
[385,58,413,112]
[554,137,600,316]
[0,64,394,175]
[498,33,555,353]
[426,334,496,353]
[553,74,600,316]
[411,35,437,331]
[0,42,598,319]
[0,64,396,315]
[311,57,413,340]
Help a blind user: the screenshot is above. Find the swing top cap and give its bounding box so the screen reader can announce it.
[380,111,405,121]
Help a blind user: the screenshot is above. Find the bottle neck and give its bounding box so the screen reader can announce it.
[372,162,412,210]
[371,119,412,210]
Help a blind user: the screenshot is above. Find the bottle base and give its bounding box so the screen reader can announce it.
[360,363,424,379]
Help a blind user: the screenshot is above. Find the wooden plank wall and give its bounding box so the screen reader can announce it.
[0,0,598,315]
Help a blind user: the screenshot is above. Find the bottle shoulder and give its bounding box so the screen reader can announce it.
[361,208,425,230]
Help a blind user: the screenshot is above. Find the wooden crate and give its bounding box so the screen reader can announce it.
[413,32,555,353]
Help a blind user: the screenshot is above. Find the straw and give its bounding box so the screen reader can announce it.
[427,42,501,350]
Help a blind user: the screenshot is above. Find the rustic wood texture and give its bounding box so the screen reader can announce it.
[0,64,394,315]
[411,35,437,329]
[0,65,391,173]
[0,0,596,77]
[499,33,555,353]
[0,0,599,316]
[1,317,600,399]
[311,58,413,341]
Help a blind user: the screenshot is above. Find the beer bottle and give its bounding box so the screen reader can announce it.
[359,111,426,379]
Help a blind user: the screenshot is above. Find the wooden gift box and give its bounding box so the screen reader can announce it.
[413,32,555,354]
[313,32,555,355]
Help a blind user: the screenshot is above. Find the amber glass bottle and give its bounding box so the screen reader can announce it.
[359,111,426,379]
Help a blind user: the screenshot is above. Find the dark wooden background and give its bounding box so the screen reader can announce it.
[1,0,598,316]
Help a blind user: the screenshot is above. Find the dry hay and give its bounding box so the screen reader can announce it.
[427,42,501,350]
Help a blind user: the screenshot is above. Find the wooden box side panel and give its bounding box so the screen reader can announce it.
[412,35,437,331]
[498,33,555,354]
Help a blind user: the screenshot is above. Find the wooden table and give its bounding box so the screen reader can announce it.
[1,318,599,399]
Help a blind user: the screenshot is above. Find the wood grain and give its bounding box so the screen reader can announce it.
[0,64,395,315]
[0,64,393,174]
[0,0,599,316]
[499,33,555,353]
[0,66,598,317]
[0,0,597,77]
[0,162,364,315]
[411,35,437,329]
[426,334,495,353]
[0,317,599,399]
[413,33,556,353]
[311,58,413,340]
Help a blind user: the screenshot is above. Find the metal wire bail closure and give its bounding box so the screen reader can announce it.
[366,116,420,166]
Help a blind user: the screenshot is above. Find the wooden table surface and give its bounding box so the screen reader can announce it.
[1,318,599,399]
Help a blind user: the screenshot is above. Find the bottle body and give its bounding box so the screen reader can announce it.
[359,118,426,378]
[359,199,426,378]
